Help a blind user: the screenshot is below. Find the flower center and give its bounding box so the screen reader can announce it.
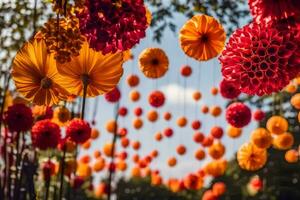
[151,58,159,66]
[200,34,209,43]
[81,74,90,85]
[41,77,52,89]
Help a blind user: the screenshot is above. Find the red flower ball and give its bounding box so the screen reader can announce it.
[148,90,165,108]
[202,136,214,147]
[181,65,192,77]
[77,0,147,54]
[220,22,300,96]
[4,104,33,133]
[105,87,121,103]
[219,79,241,99]
[118,107,128,117]
[163,128,173,138]
[118,127,128,137]
[253,109,265,121]
[66,119,91,144]
[226,102,251,128]
[193,132,204,143]
[31,119,61,150]
[41,160,56,181]
[191,120,201,130]
[210,126,224,139]
[134,107,143,116]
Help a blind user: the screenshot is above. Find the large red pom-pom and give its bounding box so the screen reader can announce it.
[226,103,251,128]
[66,119,91,144]
[31,119,61,150]
[148,90,165,108]
[219,79,241,99]
[105,87,121,103]
[220,22,300,96]
[4,104,33,133]
[253,109,265,121]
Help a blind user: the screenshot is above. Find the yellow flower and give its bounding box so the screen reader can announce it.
[12,39,69,105]
[52,106,71,126]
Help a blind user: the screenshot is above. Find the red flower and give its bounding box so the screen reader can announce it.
[148,90,165,108]
[31,119,61,150]
[134,107,143,116]
[104,87,121,103]
[219,79,241,99]
[163,127,173,138]
[77,0,147,54]
[180,65,192,77]
[66,119,91,144]
[210,126,224,139]
[226,103,251,128]
[253,109,265,121]
[41,160,56,181]
[220,22,300,96]
[118,107,128,117]
[4,103,33,132]
[191,120,201,130]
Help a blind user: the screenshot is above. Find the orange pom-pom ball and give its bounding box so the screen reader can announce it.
[131,166,141,177]
[93,150,101,158]
[208,142,226,160]
[163,112,172,121]
[194,131,205,143]
[226,125,242,138]
[168,157,177,167]
[133,118,143,130]
[177,116,188,127]
[193,91,202,101]
[273,132,294,150]
[151,150,159,158]
[201,105,209,114]
[117,161,127,171]
[191,120,201,130]
[103,143,114,157]
[202,136,214,147]
[94,183,108,198]
[105,120,118,134]
[142,167,152,177]
[121,137,130,148]
[266,115,288,135]
[154,132,163,141]
[81,139,91,150]
[211,87,218,95]
[132,140,141,150]
[181,65,192,77]
[132,154,140,163]
[93,158,106,172]
[184,174,203,190]
[176,145,187,155]
[251,128,273,149]
[151,174,163,186]
[91,128,100,139]
[147,110,159,122]
[285,149,299,163]
[210,105,222,117]
[76,163,92,178]
[285,83,297,93]
[138,159,148,169]
[204,160,227,177]
[212,182,226,196]
[79,154,91,164]
[127,74,140,87]
[129,90,140,102]
[210,126,224,139]
[291,93,300,109]
[195,148,206,160]
[202,190,217,200]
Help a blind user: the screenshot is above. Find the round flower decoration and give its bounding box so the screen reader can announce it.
[220,22,300,96]
[181,65,192,77]
[52,106,71,126]
[237,143,267,171]
[56,41,123,97]
[66,118,91,144]
[139,48,169,79]
[77,0,147,54]
[104,87,121,103]
[253,109,265,121]
[226,102,251,128]
[266,115,288,135]
[179,14,226,61]
[219,79,241,99]
[12,39,69,105]
[31,119,61,150]
[148,90,165,108]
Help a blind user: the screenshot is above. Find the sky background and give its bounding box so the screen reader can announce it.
[80,6,255,184]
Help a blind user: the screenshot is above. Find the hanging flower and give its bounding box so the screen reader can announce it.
[226,125,242,138]
[195,148,206,160]
[266,115,288,135]
[273,132,294,150]
[285,149,299,163]
[180,65,192,77]
[251,128,273,149]
[127,74,140,87]
[147,110,159,122]
[134,107,143,116]
[253,109,265,121]
[52,106,71,126]
[237,143,267,171]
[148,90,165,108]
[220,22,300,96]
[226,102,251,128]
[202,190,217,200]
[66,118,91,144]
[212,182,226,197]
[219,79,241,99]
[210,126,224,139]
[56,41,123,97]
[130,90,141,102]
[31,119,61,150]
[12,39,69,105]
[179,15,226,61]
[204,160,227,177]
[104,87,121,103]
[4,104,33,133]
[77,0,147,54]
[118,106,128,117]
[183,174,203,190]
[208,142,226,160]
[139,48,169,79]
[176,145,187,155]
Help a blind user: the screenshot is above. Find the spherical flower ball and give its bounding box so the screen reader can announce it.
[226,125,242,138]
[155,132,163,141]
[93,158,106,172]
[79,155,91,164]
[251,128,273,149]
[273,132,294,150]
[177,116,188,127]
[31,119,61,150]
[132,140,141,151]
[191,120,201,130]
[127,74,140,87]
[180,65,192,77]
[94,183,108,198]
[164,128,174,138]
[285,83,297,93]
[193,132,205,143]
[202,136,214,147]
[134,107,143,116]
[81,139,92,150]
[219,79,241,99]
[291,93,300,109]
[220,22,300,96]
[208,142,226,160]
[167,157,177,167]
[237,143,267,171]
[211,87,218,96]
[151,150,159,158]
[76,163,92,178]
[117,161,128,172]
[121,137,130,148]
[118,106,128,117]
[118,151,128,160]
[133,118,143,130]
[41,160,56,181]
[253,109,265,121]
[195,148,206,161]
[151,174,162,186]
[210,106,222,117]
[4,103,33,133]
[93,150,101,159]
[117,127,128,137]
[184,174,203,190]
[176,145,187,155]
[212,182,226,196]
[147,110,159,122]
[210,126,224,139]
[106,120,118,134]
[266,116,288,135]
[193,91,202,101]
[148,90,165,108]
[285,149,299,163]
[104,87,121,103]
[163,112,172,121]
[91,128,100,140]
[202,190,218,200]
[204,160,227,177]
[66,119,91,144]
[103,143,115,157]
[201,105,209,114]
[129,90,140,102]
[132,154,140,163]
[226,102,251,128]
[138,159,148,169]
[131,166,141,177]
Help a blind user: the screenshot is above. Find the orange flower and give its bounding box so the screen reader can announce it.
[179,15,226,61]
[12,39,69,105]
[56,41,123,97]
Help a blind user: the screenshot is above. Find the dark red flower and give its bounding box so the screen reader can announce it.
[66,119,91,144]
[181,65,192,77]
[220,22,300,96]
[134,107,143,116]
[210,126,224,139]
[191,120,201,130]
[149,90,165,108]
[219,79,241,99]
[104,87,121,103]
[253,109,265,121]
[4,103,33,133]
[118,106,128,117]
[77,0,147,54]
[226,102,251,128]
[31,119,61,150]
[41,160,56,181]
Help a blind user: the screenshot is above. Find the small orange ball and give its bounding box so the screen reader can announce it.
[76,163,92,178]
[132,140,141,150]
[202,136,214,147]
[81,139,91,150]
[133,118,143,129]
[177,116,187,127]
[129,90,140,102]
[164,112,172,121]
[79,155,91,164]
[93,158,106,172]
[131,166,141,177]
[103,143,114,157]
[154,132,163,141]
[211,87,218,95]
[180,65,192,77]
[251,128,273,149]
[117,161,127,171]
[212,182,226,196]
[285,83,297,93]
[201,105,209,114]
[127,74,140,87]
[106,120,118,134]
[291,93,300,109]
[285,149,299,163]
[193,91,202,101]
[273,132,294,150]
[132,154,140,163]
[176,145,187,155]
[195,148,206,160]
[147,110,159,122]
[210,105,222,117]
[226,125,242,138]
[193,132,205,143]
[168,157,177,167]
[151,150,159,158]
[121,137,130,148]
[91,128,100,139]
[93,150,101,158]
[208,142,226,160]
